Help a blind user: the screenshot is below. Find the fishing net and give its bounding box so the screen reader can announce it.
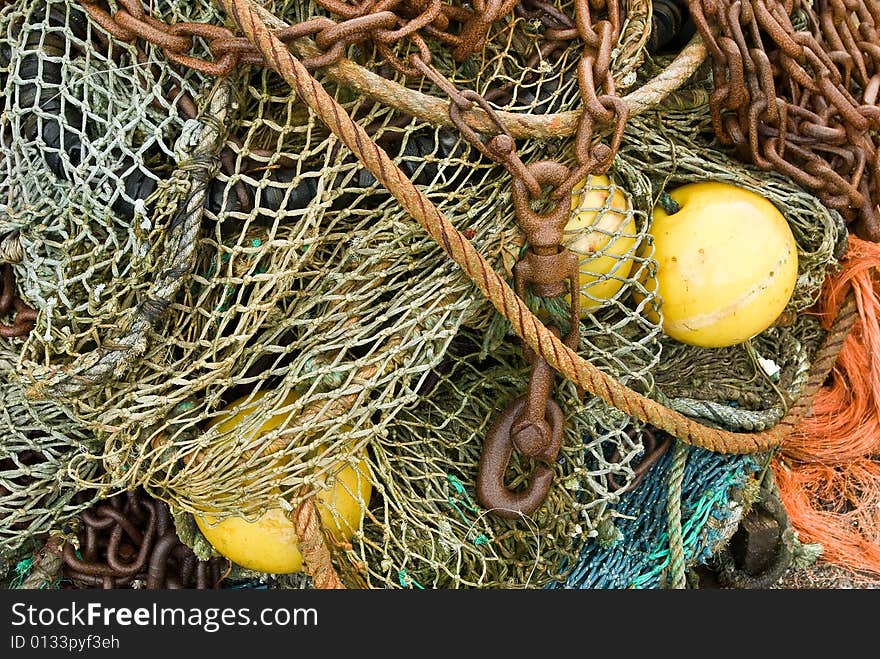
[0,343,103,583]
[550,446,759,589]
[0,0,846,588]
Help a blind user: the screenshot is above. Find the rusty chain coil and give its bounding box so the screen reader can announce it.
[61,489,230,589]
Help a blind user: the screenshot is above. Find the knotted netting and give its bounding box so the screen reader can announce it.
[0,345,102,582]
[0,0,845,588]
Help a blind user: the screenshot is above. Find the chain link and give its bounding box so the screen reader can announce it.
[77,0,510,75]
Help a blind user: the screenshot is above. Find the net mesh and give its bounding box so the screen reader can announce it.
[551,447,759,589]
[0,0,845,588]
[0,346,102,582]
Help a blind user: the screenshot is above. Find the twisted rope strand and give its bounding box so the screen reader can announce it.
[292,499,346,589]
[665,441,688,589]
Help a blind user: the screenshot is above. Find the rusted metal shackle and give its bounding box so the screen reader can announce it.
[510,357,559,457]
[476,393,564,519]
[510,160,571,250]
[478,328,570,521]
[476,158,583,518]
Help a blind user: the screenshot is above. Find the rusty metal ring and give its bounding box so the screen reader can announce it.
[314,0,371,20]
[274,17,338,43]
[451,0,508,60]
[167,21,236,42]
[118,0,147,20]
[113,11,191,53]
[0,298,37,338]
[208,36,262,58]
[80,2,137,42]
[421,23,464,47]
[595,95,629,171]
[300,40,348,70]
[375,33,431,77]
[578,56,615,122]
[164,50,238,77]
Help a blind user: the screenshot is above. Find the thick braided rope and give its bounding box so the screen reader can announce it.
[772,292,859,428]
[222,0,858,456]
[665,441,688,589]
[292,499,346,589]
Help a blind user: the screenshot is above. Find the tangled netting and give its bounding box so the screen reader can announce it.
[0,0,846,588]
[0,343,102,582]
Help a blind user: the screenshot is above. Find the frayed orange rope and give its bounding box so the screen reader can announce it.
[774,236,880,576]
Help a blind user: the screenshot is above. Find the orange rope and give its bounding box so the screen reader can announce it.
[292,498,346,589]
[775,236,880,576]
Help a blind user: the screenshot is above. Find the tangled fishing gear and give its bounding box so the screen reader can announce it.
[0,0,870,588]
[0,351,102,584]
[59,489,230,589]
[774,236,880,578]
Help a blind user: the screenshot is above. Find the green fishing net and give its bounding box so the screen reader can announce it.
[0,0,843,587]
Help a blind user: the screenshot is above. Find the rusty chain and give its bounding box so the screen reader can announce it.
[688,0,880,242]
[61,489,230,589]
[77,0,512,76]
[606,426,673,494]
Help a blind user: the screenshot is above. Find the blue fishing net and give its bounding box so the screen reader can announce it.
[551,446,759,589]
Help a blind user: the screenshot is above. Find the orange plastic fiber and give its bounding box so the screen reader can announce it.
[774,236,880,576]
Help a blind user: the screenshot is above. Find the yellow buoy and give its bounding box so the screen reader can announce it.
[640,181,799,348]
[564,174,637,313]
[193,390,372,574]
